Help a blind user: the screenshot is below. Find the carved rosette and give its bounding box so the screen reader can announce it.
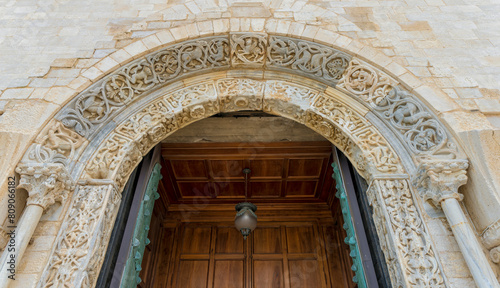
[338,58,398,105]
[368,179,445,287]
[415,160,469,206]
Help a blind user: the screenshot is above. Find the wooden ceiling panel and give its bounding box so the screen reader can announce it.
[249,159,284,178]
[171,160,208,179]
[214,181,246,198]
[211,160,245,179]
[285,181,317,197]
[287,158,324,178]
[177,182,213,198]
[161,142,335,204]
[250,181,282,198]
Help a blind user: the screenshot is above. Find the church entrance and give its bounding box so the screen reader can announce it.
[96,115,387,288]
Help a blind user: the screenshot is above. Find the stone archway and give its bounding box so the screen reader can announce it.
[2,31,497,288]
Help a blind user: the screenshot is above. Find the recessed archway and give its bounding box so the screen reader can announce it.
[3,30,496,288]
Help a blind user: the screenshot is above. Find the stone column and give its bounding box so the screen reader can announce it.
[416,160,499,288]
[0,162,73,288]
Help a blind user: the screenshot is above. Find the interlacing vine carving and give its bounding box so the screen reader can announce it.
[368,179,445,287]
[39,185,113,288]
[29,33,468,288]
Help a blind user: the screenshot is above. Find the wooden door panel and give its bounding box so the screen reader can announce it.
[181,226,212,254]
[176,260,209,288]
[286,226,316,254]
[289,260,322,288]
[215,227,244,254]
[253,227,282,254]
[213,260,244,288]
[253,260,284,288]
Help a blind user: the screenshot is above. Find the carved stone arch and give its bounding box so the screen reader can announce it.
[9,30,485,288]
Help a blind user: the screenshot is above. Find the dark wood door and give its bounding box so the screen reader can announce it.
[141,220,355,288]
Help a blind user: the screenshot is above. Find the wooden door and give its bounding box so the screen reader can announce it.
[151,221,354,288]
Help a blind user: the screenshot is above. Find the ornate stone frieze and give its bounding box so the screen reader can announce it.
[414,159,469,206]
[368,179,445,287]
[37,184,119,288]
[175,100,219,128]
[264,80,319,107]
[338,58,398,105]
[338,58,459,160]
[164,82,217,111]
[57,37,230,138]
[304,112,354,157]
[116,100,172,137]
[83,186,121,287]
[230,33,267,67]
[37,121,85,159]
[217,78,264,111]
[85,134,141,180]
[313,93,364,132]
[267,36,351,85]
[375,87,457,158]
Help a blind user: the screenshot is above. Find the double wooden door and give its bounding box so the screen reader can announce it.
[141,220,355,288]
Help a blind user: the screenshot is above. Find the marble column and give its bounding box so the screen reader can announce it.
[0,162,73,288]
[416,160,499,288]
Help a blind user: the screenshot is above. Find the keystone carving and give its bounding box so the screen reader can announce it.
[414,160,469,206]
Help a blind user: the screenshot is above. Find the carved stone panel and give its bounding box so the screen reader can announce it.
[217,78,265,112]
[57,37,230,138]
[367,178,446,287]
[230,33,267,67]
[267,36,351,85]
[37,184,120,288]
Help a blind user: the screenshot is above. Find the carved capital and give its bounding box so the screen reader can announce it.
[481,218,500,263]
[415,159,469,206]
[15,163,74,210]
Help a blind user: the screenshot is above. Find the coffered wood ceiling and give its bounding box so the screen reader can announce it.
[159,141,335,205]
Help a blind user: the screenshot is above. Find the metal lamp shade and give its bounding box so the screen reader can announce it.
[235,202,257,239]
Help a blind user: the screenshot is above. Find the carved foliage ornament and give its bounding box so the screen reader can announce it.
[58,37,230,137]
[368,179,445,287]
[38,184,119,288]
[338,59,458,159]
[414,160,469,206]
[57,34,352,139]
[267,36,351,84]
[217,78,264,111]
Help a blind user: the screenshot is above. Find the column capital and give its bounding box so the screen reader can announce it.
[15,163,74,210]
[415,159,469,206]
[14,144,74,211]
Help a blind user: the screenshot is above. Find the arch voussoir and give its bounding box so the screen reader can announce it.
[6,31,497,288]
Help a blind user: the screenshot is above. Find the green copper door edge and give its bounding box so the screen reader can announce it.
[121,163,162,287]
[332,162,367,288]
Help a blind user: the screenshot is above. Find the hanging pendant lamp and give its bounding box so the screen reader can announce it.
[235,168,257,240]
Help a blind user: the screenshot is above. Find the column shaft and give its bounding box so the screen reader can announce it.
[0,205,44,288]
[441,198,499,288]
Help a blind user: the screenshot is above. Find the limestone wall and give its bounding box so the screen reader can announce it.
[0,0,499,286]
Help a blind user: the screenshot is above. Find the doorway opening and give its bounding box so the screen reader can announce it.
[96,113,389,288]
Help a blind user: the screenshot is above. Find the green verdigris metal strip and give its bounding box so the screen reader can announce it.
[121,163,162,287]
[332,162,367,288]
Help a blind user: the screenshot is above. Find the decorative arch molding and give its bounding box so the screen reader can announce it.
[4,32,498,288]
